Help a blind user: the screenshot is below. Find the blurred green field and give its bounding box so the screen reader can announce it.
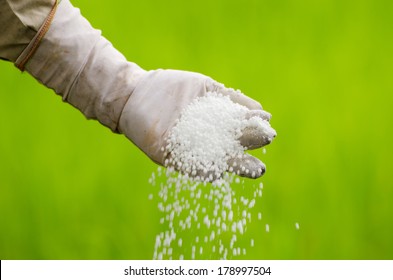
[1,0,393,259]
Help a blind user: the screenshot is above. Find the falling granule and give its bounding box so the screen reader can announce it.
[295,222,300,230]
[258,212,262,220]
[265,224,270,233]
[149,92,276,260]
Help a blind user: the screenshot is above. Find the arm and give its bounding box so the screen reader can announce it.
[0,0,275,178]
[1,0,145,131]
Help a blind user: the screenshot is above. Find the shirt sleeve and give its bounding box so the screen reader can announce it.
[0,0,54,62]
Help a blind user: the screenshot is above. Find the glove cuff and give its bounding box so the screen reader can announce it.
[21,0,146,131]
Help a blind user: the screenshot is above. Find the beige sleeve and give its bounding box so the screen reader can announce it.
[0,0,54,62]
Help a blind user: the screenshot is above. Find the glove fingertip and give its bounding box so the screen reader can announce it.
[228,154,266,179]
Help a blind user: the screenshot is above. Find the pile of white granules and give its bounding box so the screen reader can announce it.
[148,92,276,260]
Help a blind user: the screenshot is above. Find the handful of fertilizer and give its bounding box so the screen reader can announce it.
[164,92,276,181]
[149,92,276,259]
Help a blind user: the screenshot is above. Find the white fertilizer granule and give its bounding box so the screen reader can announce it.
[149,92,275,260]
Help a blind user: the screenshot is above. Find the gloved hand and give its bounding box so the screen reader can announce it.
[6,0,276,179]
[119,69,276,179]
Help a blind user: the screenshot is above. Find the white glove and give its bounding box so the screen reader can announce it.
[119,69,276,178]
[12,0,276,179]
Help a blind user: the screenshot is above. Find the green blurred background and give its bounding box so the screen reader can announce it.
[1,0,393,259]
